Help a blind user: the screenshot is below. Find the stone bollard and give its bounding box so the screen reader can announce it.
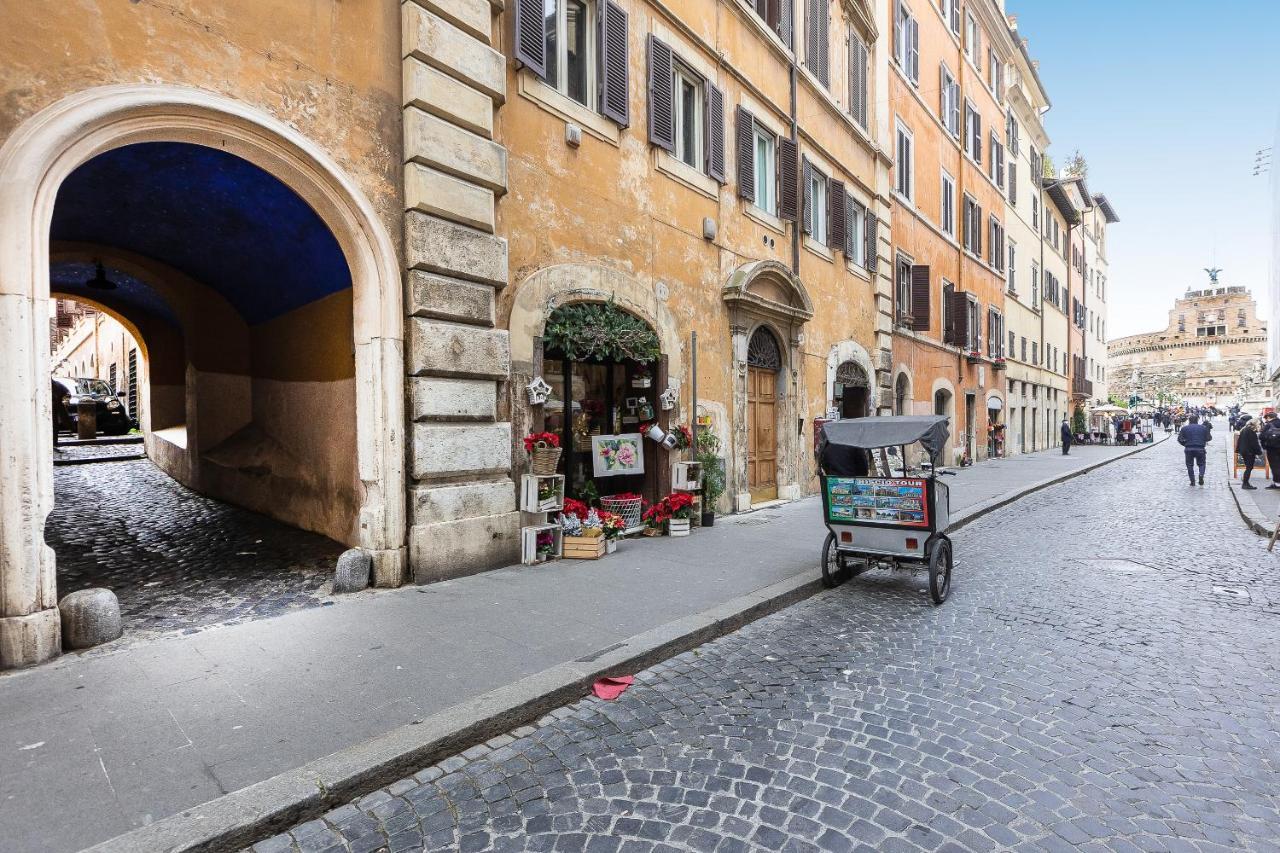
[58,588,123,649]
[333,549,372,593]
[76,398,97,440]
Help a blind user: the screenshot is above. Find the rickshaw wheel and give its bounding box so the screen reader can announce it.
[928,536,952,605]
[821,532,845,589]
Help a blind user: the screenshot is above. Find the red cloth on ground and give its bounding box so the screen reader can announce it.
[591,675,634,700]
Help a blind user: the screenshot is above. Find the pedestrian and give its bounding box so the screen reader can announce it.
[1177,413,1212,486]
[1060,418,1072,456]
[1237,416,1261,490]
[1260,412,1280,490]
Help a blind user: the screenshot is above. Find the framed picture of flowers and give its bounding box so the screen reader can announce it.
[591,433,645,478]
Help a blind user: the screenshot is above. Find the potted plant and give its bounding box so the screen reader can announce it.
[535,529,558,561]
[695,430,725,527]
[671,424,693,451]
[640,499,667,536]
[600,511,625,553]
[524,430,562,475]
[965,349,983,365]
[992,356,1007,370]
[664,492,695,536]
[631,364,653,389]
[559,508,606,559]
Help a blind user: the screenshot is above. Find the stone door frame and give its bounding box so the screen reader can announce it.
[0,85,407,668]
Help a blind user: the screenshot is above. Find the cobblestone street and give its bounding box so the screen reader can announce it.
[48,458,342,637]
[257,433,1280,853]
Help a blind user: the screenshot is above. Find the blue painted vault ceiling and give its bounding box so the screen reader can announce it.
[50,142,351,325]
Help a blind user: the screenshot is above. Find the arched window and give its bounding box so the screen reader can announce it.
[934,389,952,417]
[895,374,910,415]
[747,326,782,370]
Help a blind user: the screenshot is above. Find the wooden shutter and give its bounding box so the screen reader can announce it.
[512,0,548,80]
[800,157,813,234]
[946,288,968,346]
[598,0,630,127]
[950,0,960,32]
[706,83,726,183]
[850,37,867,128]
[736,106,755,202]
[778,136,799,221]
[865,213,878,272]
[647,36,675,152]
[778,0,794,49]
[1008,162,1017,204]
[908,16,919,82]
[843,193,855,256]
[910,265,931,331]
[806,0,829,87]
[828,178,845,249]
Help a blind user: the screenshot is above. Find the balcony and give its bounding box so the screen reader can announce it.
[1072,377,1094,397]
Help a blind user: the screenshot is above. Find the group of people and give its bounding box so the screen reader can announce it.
[1231,410,1280,490]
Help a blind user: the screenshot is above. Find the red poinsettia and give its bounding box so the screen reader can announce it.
[523,431,561,453]
[562,497,590,520]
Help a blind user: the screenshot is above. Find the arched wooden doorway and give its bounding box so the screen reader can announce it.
[746,326,781,503]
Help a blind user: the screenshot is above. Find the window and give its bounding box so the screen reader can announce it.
[1032,341,1038,364]
[965,12,980,66]
[988,216,1004,271]
[990,133,1004,188]
[1032,195,1039,228]
[987,309,1003,357]
[1008,162,1017,205]
[805,0,830,88]
[848,32,869,129]
[965,101,981,163]
[1031,263,1039,307]
[751,0,791,47]
[543,0,597,109]
[1006,114,1020,157]
[941,0,960,34]
[940,64,960,137]
[988,50,1003,101]
[1020,337,1027,362]
[966,298,981,352]
[895,121,914,200]
[940,170,955,236]
[673,61,703,169]
[896,255,913,326]
[962,195,982,255]
[942,280,955,340]
[1008,330,1015,359]
[806,162,829,242]
[1007,241,1016,291]
[753,125,777,215]
[894,1,920,83]
[848,199,866,267]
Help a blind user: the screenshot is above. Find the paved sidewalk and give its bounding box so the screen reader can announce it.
[1224,437,1280,537]
[1,440,1155,853]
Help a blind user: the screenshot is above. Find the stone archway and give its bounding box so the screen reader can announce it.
[723,260,814,511]
[825,340,877,419]
[0,85,406,668]
[894,368,913,416]
[932,377,957,465]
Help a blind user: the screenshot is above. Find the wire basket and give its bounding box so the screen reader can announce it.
[601,494,644,532]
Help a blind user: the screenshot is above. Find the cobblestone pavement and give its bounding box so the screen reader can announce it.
[48,458,342,637]
[256,430,1280,852]
[53,437,146,463]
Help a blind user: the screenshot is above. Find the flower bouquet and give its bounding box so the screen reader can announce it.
[561,505,607,559]
[525,430,562,475]
[642,492,695,536]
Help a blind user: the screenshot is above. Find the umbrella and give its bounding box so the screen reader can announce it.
[1092,404,1126,413]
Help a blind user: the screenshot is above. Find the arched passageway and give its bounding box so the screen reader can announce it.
[0,86,405,668]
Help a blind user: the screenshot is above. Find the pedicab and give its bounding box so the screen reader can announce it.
[816,415,954,605]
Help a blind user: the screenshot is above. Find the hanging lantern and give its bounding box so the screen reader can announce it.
[86,261,117,291]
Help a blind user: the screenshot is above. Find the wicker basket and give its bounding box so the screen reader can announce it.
[530,446,562,475]
[601,494,644,531]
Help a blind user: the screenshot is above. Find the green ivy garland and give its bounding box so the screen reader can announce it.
[543,300,661,364]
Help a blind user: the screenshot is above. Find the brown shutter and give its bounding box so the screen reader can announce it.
[647,36,675,152]
[778,0,794,49]
[512,0,547,80]
[598,0,630,127]
[778,136,799,220]
[865,213,878,272]
[736,106,756,202]
[706,83,726,184]
[800,157,813,234]
[828,178,845,249]
[946,288,967,345]
[910,265,931,331]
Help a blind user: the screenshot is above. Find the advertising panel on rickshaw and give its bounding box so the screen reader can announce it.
[823,476,930,528]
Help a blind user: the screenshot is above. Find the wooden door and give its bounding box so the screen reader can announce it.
[747,366,778,503]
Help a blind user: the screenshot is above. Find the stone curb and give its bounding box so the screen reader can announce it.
[84,439,1157,853]
[1223,444,1274,537]
[53,453,147,467]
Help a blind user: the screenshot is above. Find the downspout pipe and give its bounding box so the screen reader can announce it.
[789,57,800,275]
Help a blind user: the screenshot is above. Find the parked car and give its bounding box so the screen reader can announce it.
[52,376,134,436]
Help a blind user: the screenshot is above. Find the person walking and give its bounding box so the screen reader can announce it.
[1260,412,1280,489]
[1237,416,1261,490]
[1177,413,1212,486]
[1060,418,1073,456]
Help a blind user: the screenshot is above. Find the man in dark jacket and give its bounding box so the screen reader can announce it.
[1260,412,1280,489]
[1178,414,1212,486]
[1060,418,1072,455]
[1237,417,1262,489]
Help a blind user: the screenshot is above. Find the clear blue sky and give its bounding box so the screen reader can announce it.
[1011,0,1280,339]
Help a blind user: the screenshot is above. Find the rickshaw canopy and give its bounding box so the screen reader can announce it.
[819,415,950,474]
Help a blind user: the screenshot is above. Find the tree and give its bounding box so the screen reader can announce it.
[1072,406,1087,436]
[1063,149,1088,179]
[1041,152,1056,179]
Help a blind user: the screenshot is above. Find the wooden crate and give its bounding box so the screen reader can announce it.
[672,461,702,491]
[562,535,606,559]
[521,524,562,564]
[521,474,565,513]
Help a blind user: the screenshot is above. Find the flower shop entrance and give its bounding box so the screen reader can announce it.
[539,301,671,509]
